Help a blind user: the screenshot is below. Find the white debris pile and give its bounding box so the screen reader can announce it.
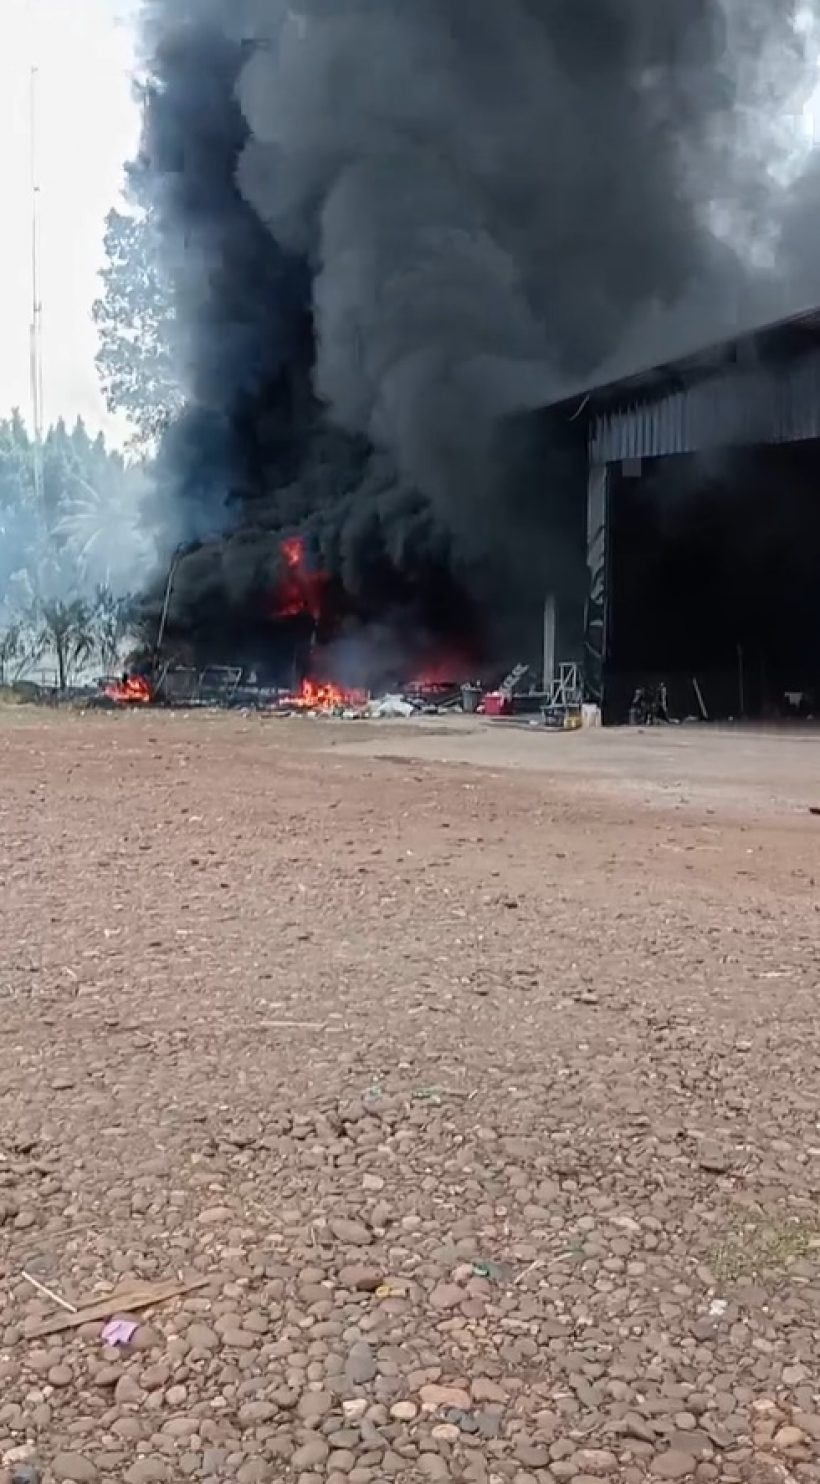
[366,694,419,719]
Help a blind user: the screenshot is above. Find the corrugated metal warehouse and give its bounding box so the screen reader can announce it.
[566,306,820,722]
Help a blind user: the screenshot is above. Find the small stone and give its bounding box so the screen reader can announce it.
[52,1457,99,1483]
[185,1323,218,1349]
[221,1327,257,1349]
[419,1458,450,1481]
[430,1283,464,1311]
[237,1463,271,1484]
[622,1414,656,1444]
[697,1145,729,1174]
[346,1343,377,1385]
[571,1451,618,1476]
[391,1402,418,1422]
[669,1433,711,1457]
[774,1426,806,1450]
[431,1424,461,1444]
[329,1217,373,1246]
[651,1451,697,1479]
[273,1386,299,1409]
[115,1374,144,1406]
[129,1326,162,1352]
[139,1364,167,1390]
[196,1205,236,1224]
[339,1265,382,1292]
[292,1440,330,1470]
[238,1400,277,1424]
[124,1462,169,1484]
[47,1366,73,1387]
[420,1385,472,1412]
[298,1390,334,1420]
[515,1443,551,1469]
[327,1451,357,1473]
[471,1379,507,1405]
[112,1419,144,1441]
[343,1399,368,1421]
[362,1174,385,1191]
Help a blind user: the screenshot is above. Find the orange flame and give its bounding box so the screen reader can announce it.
[287,677,367,711]
[271,535,328,623]
[104,676,153,705]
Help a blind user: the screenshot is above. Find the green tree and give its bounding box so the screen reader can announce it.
[0,614,44,686]
[93,208,183,451]
[0,410,154,635]
[91,586,136,674]
[34,598,95,692]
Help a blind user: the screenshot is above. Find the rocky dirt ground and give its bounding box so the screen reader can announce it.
[0,709,818,1484]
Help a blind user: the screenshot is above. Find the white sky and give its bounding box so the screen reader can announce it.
[0,0,140,444]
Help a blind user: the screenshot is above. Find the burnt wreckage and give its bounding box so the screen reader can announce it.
[147,306,820,725]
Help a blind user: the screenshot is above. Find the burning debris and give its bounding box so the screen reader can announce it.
[285,677,367,712]
[271,537,329,627]
[103,675,153,706]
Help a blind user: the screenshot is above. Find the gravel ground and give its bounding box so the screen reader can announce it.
[0,709,818,1484]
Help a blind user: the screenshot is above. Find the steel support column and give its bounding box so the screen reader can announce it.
[584,463,611,707]
[542,593,557,691]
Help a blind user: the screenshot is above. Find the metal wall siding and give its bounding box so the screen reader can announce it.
[589,348,820,463]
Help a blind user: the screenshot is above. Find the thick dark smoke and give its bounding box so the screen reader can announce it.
[135,0,820,673]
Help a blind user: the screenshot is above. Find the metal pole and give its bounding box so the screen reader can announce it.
[153,548,183,673]
[542,593,557,692]
[29,66,45,516]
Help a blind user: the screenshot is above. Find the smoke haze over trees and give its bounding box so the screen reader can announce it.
[0,414,150,603]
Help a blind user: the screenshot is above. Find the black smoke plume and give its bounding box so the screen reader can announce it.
[134,0,820,676]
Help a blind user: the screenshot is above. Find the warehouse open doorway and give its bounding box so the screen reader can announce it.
[604,442,820,723]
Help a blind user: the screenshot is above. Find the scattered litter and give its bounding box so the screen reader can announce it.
[101,1318,138,1346]
[27,1274,211,1338]
[21,1271,77,1314]
[471,1260,515,1284]
[514,1257,545,1286]
[708,1298,729,1318]
[413,1085,477,1104]
[375,1283,402,1299]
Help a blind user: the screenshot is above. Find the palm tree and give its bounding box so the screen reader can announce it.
[91,585,135,675]
[35,598,95,692]
[57,464,149,591]
[0,618,44,686]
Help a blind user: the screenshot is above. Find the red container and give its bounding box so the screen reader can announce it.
[482,691,512,717]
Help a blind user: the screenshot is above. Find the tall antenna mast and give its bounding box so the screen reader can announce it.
[29,64,45,511]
